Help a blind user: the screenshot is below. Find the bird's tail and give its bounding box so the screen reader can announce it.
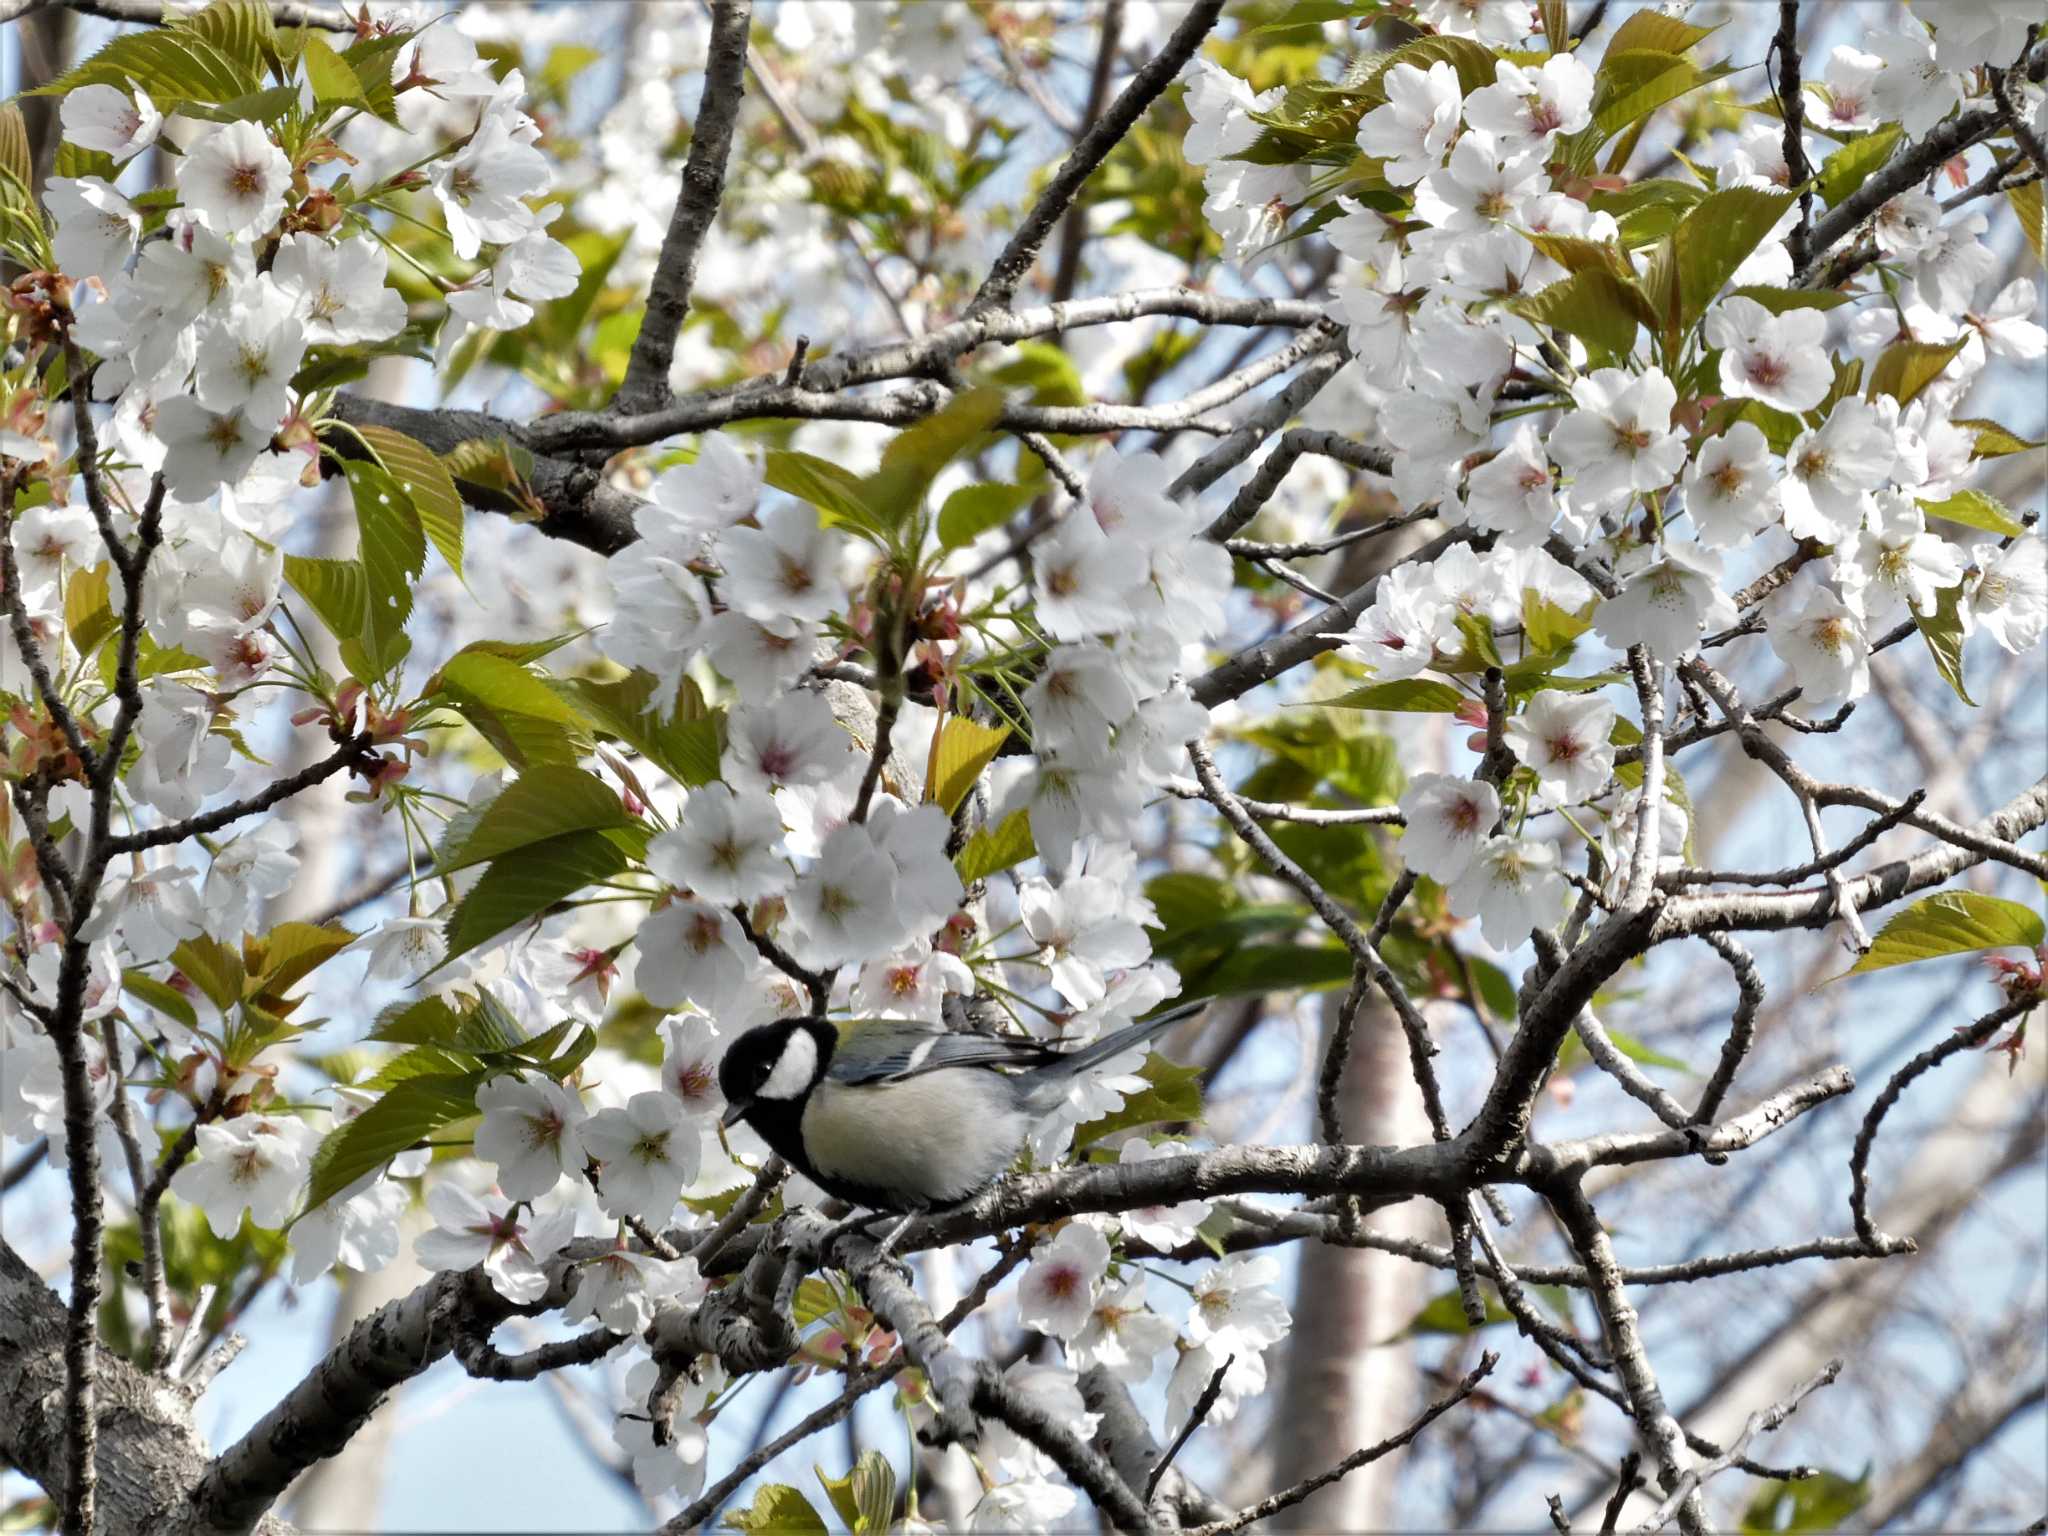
[1030,999,1206,1099]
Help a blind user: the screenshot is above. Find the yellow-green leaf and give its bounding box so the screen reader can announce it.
[955,808,1035,883]
[1913,582,1974,706]
[353,423,465,579]
[1918,490,2024,539]
[925,716,1010,814]
[1834,891,2044,980]
[1867,337,1968,406]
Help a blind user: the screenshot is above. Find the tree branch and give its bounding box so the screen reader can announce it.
[614,0,754,416]
[968,0,1225,312]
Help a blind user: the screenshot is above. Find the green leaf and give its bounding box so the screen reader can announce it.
[816,1450,897,1535]
[1740,1469,1871,1534]
[1391,1286,1514,1341]
[1362,35,1500,99]
[558,672,722,787]
[1815,124,1902,208]
[954,808,1035,883]
[2008,180,2044,268]
[169,936,247,1013]
[1072,1052,1204,1148]
[1602,10,1718,54]
[1867,337,1968,406]
[1835,892,2044,980]
[435,651,591,768]
[353,424,465,579]
[173,0,279,74]
[304,1069,484,1212]
[1669,185,1797,329]
[1722,284,1852,314]
[442,830,629,963]
[437,766,632,874]
[1953,417,2046,458]
[762,450,888,543]
[64,563,115,660]
[1323,679,1465,712]
[0,105,30,190]
[985,342,1084,407]
[346,460,423,680]
[28,26,262,105]
[1913,583,1974,706]
[937,481,1032,550]
[245,922,353,1001]
[1523,592,1596,651]
[300,33,365,108]
[123,970,199,1031]
[369,995,520,1053]
[866,385,1007,535]
[1918,490,2024,539]
[925,716,1010,814]
[724,1484,828,1535]
[282,556,367,648]
[1510,269,1644,357]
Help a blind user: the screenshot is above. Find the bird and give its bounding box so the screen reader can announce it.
[716,1000,1206,1223]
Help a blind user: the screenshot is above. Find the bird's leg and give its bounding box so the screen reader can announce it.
[869,1210,921,1265]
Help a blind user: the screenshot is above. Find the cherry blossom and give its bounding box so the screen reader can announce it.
[1595,542,1739,660]
[169,1114,314,1238]
[1357,61,1463,186]
[646,783,790,906]
[58,83,160,162]
[1767,585,1873,707]
[414,1182,577,1305]
[175,120,291,236]
[584,1091,699,1224]
[1504,690,1618,808]
[1705,297,1833,414]
[1547,367,1689,513]
[1017,1222,1111,1340]
[1398,773,1503,884]
[474,1073,588,1200]
[1681,422,1780,549]
[1446,836,1568,949]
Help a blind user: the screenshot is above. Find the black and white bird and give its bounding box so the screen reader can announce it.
[716,1001,1204,1216]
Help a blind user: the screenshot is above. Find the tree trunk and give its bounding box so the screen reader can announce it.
[1268,989,1433,1529]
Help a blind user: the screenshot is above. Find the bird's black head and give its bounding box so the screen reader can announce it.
[717,1016,835,1129]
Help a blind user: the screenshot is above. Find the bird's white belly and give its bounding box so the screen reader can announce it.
[802,1075,1026,1206]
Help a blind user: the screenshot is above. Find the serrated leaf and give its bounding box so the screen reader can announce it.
[724,1484,828,1535]
[1833,891,2043,980]
[1912,582,1974,705]
[353,423,464,579]
[304,1069,484,1212]
[955,807,1035,883]
[441,830,628,963]
[925,716,1010,814]
[1918,491,2024,539]
[436,651,591,768]
[346,460,423,680]
[29,26,261,105]
[173,0,278,74]
[1867,337,1969,406]
[437,765,631,874]
[1815,124,1902,208]
[1323,679,1465,712]
[1953,417,2045,458]
[937,481,1032,550]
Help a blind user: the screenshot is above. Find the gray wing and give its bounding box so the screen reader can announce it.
[824,1020,1068,1086]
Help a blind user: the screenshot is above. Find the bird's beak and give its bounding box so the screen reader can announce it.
[720,1099,750,1129]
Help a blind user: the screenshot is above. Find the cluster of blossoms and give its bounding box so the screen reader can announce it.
[1181,4,2047,957]
[7,1,2047,1527]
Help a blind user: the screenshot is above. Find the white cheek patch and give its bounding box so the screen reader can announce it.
[759,1030,819,1100]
